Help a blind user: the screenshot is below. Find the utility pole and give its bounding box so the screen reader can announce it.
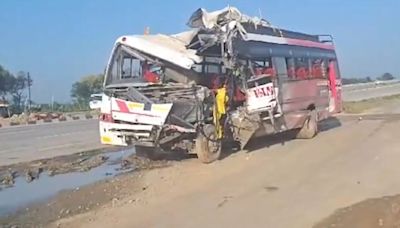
[27,72,32,113]
[51,95,54,112]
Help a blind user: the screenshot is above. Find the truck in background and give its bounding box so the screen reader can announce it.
[0,101,10,118]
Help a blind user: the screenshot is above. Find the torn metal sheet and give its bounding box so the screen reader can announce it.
[116,34,202,70]
[187,7,242,29]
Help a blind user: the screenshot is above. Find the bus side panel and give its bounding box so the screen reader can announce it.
[279,79,329,129]
[280,79,329,113]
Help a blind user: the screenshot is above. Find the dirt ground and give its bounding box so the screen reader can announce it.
[14,114,399,228]
[2,98,400,227]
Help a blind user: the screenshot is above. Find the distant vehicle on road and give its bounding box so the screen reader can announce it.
[89,94,103,110]
[0,103,10,118]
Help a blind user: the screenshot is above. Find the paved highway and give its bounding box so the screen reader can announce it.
[0,82,399,167]
[342,82,400,101]
[0,119,108,166]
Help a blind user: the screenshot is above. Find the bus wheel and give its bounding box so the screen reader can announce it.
[296,111,318,139]
[195,124,222,164]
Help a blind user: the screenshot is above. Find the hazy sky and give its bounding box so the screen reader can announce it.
[1,0,399,103]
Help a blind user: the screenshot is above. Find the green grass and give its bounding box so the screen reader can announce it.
[343,94,400,114]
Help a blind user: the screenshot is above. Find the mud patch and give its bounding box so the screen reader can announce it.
[0,148,170,227]
[314,194,400,228]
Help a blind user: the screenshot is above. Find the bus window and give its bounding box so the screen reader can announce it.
[311,59,325,78]
[121,57,141,79]
[204,64,220,74]
[322,59,329,78]
[330,60,341,79]
[250,58,274,76]
[273,57,288,79]
[286,58,295,79]
[294,57,309,80]
[192,64,202,73]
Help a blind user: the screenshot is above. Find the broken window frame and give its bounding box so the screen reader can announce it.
[105,44,164,88]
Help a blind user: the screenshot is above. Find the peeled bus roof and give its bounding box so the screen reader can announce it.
[115,34,202,70]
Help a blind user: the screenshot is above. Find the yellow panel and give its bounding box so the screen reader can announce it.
[151,105,170,113]
[101,136,112,144]
[128,102,145,110]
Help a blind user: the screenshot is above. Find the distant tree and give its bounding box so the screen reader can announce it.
[378,73,395,81]
[341,77,372,85]
[71,74,103,109]
[10,72,32,112]
[0,65,16,100]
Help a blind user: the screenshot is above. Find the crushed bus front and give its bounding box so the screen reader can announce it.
[98,6,342,163]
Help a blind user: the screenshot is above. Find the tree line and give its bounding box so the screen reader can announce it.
[70,74,103,109]
[342,72,396,85]
[0,65,32,112]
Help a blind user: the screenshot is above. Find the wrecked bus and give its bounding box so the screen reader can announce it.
[99,7,342,163]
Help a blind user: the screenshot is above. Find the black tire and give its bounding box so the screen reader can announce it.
[195,124,222,164]
[296,111,318,139]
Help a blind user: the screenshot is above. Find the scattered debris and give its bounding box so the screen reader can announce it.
[217,196,234,208]
[9,113,28,125]
[112,198,119,208]
[27,120,37,125]
[85,113,93,119]
[51,113,61,119]
[24,167,42,183]
[120,159,132,170]
[264,186,279,192]
[1,170,16,186]
[378,218,384,226]
[43,117,52,123]
[79,155,108,172]
[28,113,37,121]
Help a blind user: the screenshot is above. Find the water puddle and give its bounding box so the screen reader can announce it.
[0,149,135,217]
